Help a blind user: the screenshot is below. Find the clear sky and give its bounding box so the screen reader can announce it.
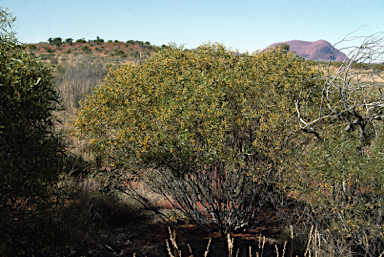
[2,0,383,53]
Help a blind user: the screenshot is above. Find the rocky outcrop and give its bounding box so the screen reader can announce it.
[270,39,348,62]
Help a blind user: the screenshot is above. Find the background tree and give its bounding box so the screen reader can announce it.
[126,39,150,63]
[74,43,321,234]
[75,38,86,44]
[65,37,73,45]
[277,43,290,54]
[95,36,104,44]
[48,37,63,46]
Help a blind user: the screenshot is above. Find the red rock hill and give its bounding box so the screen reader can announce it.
[270,39,348,62]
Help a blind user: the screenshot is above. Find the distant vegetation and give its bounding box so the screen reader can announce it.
[24,37,161,115]
[24,36,159,66]
[310,59,384,70]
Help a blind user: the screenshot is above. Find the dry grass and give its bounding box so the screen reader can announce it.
[162,227,288,257]
[315,63,384,84]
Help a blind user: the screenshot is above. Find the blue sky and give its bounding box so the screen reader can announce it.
[2,0,383,53]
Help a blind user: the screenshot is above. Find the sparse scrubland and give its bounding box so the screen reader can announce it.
[3,6,384,257]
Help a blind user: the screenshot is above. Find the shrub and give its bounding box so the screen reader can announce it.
[74,43,321,234]
[44,45,55,53]
[130,50,139,58]
[95,36,104,45]
[54,37,62,46]
[81,45,92,54]
[284,124,384,255]
[28,44,36,51]
[114,49,125,55]
[76,38,87,44]
[65,38,73,45]
[286,32,384,256]
[39,53,55,60]
[0,8,65,255]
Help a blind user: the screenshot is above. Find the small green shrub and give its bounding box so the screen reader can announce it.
[114,49,125,55]
[28,44,36,51]
[44,45,55,52]
[130,50,139,58]
[75,38,86,44]
[65,38,73,45]
[81,45,92,54]
[39,53,55,60]
[48,37,62,46]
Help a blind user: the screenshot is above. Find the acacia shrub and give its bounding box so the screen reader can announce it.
[74,44,321,234]
[285,126,384,255]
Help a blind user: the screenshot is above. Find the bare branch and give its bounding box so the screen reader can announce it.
[296,31,384,142]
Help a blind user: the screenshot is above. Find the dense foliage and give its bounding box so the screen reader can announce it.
[0,7,65,255]
[74,43,321,233]
[76,44,320,172]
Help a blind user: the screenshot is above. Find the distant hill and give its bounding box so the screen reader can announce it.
[24,40,159,66]
[270,39,348,62]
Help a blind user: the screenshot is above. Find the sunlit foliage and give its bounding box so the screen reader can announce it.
[75,44,320,177]
[74,43,321,233]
